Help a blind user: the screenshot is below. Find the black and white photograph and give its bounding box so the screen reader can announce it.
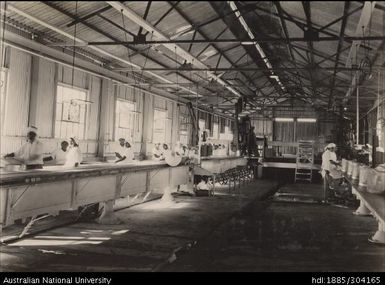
[0,0,384,278]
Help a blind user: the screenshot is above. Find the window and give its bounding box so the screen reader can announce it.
[55,84,88,140]
[179,108,189,145]
[377,117,384,152]
[212,123,219,139]
[115,99,137,142]
[153,109,167,143]
[199,119,205,131]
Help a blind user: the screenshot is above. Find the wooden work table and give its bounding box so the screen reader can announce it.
[0,160,172,187]
[0,160,189,232]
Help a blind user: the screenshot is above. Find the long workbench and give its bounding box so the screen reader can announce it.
[0,161,189,232]
[340,172,385,244]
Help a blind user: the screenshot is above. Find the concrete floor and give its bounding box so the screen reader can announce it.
[1,180,384,272]
[163,184,385,272]
[0,180,277,272]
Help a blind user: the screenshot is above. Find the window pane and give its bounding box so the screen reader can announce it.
[115,99,137,141]
[54,84,88,139]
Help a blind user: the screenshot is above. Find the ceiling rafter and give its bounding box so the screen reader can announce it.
[328,1,350,108]
[170,1,262,99]
[275,2,305,98]
[250,4,374,51]
[40,1,221,100]
[67,5,112,28]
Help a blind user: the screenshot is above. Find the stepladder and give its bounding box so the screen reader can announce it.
[295,141,314,183]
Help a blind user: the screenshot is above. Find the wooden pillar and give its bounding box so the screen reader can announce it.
[97,79,115,158]
[233,101,239,150]
[140,93,154,158]
[171,101,179,148]
[29,57,56,138]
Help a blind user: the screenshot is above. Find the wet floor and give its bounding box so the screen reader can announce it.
[163,184,385,272]
[0,180,278,272]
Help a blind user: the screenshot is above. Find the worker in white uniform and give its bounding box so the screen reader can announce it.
[115,141,135,164]
[152,143,164,161]
[115,138,130,163]
[321,143,339,202]
[43,141,69,165]
[3,126,44,170]
[64,137,82,168]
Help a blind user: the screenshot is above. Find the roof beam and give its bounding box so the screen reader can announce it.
[52,35,385,46]
[328,2,350,108]
[41,2,233,100]
[137,1,152,36]
[250,4,374,51]
[132,66,378,72]
[13,3,207,99]
[343,1,377,105]
[275,2,305,98]
[170,2,258,97]
[106,1,241,98]
[66,5,112,28]
[318,3,363,32]
[346,1,376,68]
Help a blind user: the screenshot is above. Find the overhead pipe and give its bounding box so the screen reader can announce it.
[4,4,204,99]
[343,2,376,104]
[46,35,385,47]
[106,1,241,99]
[357,85,360,144]
[0,9,235,121]
[5,39,234,121]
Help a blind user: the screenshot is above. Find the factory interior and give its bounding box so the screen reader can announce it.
[0,1,385,274]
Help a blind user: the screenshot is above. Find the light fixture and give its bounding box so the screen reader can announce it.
[274,117,294,122]
[297,118,317,123]
[241,41,256,45]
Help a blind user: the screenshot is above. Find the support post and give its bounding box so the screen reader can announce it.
[96,200,121,225]
[356,85,359,144]
[369,220,385,244]
[353,199,372,216]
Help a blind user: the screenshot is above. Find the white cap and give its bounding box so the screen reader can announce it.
[69,136,79,145]
[26,126,38,135]
[326,143,336,149]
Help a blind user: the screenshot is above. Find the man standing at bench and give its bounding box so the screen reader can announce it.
[321,143,339,203]
[3,126,44,170]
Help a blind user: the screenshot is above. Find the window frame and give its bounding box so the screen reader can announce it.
[54,83,89,140]
[115,98,138,142]
[0,68,9,134]
[153,108,167,144]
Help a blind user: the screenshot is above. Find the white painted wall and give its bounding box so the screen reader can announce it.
[0,47,182,160]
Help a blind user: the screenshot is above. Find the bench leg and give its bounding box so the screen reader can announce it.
[369,221,385,245]
[97,200,121,225]
[353,199,372,216]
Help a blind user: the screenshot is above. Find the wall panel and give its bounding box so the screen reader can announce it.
[87,76,101,140]
[3,49,31,136]
[57,65,88,89]
[29,57,56,138]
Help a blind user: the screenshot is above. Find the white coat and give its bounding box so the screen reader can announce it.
[64,146,82,168]
[14,140,44,166]
[321,150,337,178]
